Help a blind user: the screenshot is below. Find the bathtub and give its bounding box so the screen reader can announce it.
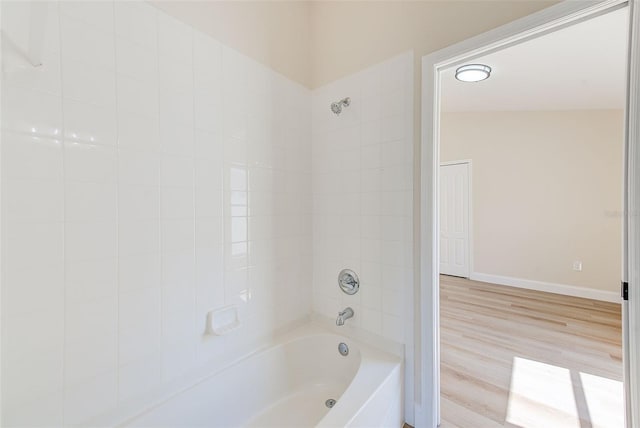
[120,324,403,427]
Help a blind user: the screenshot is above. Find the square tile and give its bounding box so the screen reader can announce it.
[4,179,64,223]
[117,73,159,118]
[1,133,63,180]
[62,58,116,107]
[116,37,158,81]
[3,348,63,409]
[60,1,115,34]
[63,98,117,145]
[65,181,116,222]
[65,221,116,261]
[157,13,193,66]
[114,1,158,48]
[4,222,63,271]
[119,253,161,293]
[63,371,117,426]
[161,187,195,219]
[64,142,116,183]
[162,251,195,288]
[66,258,117,303]
[119,149,159,186]
[1,86,62,137]
[119,220,160,257]
[64,334,117,386]
[65,294,117,344]
[60,14,115,69]
[160,155,194,187]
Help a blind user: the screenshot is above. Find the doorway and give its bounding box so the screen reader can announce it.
[440,8,626,427]
[418,1,640,427]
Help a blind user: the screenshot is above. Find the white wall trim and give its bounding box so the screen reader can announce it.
[469,272,621,303]
[419,1,636,427]
[626,0,640,425]
[0,2,4,424]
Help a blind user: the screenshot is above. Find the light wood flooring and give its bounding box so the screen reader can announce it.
[439,275,623,428]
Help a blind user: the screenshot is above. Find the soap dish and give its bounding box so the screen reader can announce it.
[206,305,241,335]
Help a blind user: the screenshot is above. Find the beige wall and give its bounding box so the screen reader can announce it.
[151,1,558,89]
[308,1,557,88]
[441,110,624,292]
[151,1,312,87]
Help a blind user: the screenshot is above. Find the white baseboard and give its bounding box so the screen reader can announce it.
[469,272,621,303]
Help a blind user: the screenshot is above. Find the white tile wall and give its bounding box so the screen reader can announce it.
[2,2,412,425]
[1,1,311,426]
[310,52,414,343]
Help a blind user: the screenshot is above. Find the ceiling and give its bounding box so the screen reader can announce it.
[441,7,629,112]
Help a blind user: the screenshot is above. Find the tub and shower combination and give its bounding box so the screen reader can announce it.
[120,325,403,428]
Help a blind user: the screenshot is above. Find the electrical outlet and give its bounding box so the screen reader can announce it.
[573,260,583,272]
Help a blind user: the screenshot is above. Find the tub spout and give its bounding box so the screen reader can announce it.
[336,307,354,326]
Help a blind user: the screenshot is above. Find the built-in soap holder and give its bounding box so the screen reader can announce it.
[206,305,241,336]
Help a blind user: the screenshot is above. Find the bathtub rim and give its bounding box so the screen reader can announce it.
[115,320,402,428]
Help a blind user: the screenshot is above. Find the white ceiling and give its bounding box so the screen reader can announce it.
[441,8,629,112]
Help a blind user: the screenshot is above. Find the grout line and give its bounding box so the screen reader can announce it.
[221,49,227,307]
[56,1,67,425]
[155,8,165,382]
[191,29,198,364]
[112,0,121,404]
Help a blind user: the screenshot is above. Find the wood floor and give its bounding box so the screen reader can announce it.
[439,275,623,428]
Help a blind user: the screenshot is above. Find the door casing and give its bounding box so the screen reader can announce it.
[417,0,640,426]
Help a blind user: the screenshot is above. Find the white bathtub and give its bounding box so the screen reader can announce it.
[120,324,403,428]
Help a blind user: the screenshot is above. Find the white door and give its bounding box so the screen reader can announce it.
[440,162,470,277]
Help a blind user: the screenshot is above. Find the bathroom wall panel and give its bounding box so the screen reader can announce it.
[310,52,413,343]
[1,1,312,425]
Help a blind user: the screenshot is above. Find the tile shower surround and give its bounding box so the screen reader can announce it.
[1,2,311,425]
[311,52,413,343]
[0,1,412,426]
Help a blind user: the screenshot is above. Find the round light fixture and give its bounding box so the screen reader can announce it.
[455,64,492,82]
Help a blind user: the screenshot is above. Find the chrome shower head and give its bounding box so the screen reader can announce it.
[330,97,351,115]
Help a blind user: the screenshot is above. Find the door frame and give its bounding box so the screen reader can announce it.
[417,0,640,426]
[439,160,473,278]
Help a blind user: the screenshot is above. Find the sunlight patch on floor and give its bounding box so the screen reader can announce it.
[506,357,580,428]
[580,371,624,428]
[505,357,623,428]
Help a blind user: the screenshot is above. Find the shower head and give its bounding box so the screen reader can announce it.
[330,97,351,116]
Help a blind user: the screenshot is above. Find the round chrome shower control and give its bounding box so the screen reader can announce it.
[338,269,359,295]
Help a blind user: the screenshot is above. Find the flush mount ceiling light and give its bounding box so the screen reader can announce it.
[455,64,492,82]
